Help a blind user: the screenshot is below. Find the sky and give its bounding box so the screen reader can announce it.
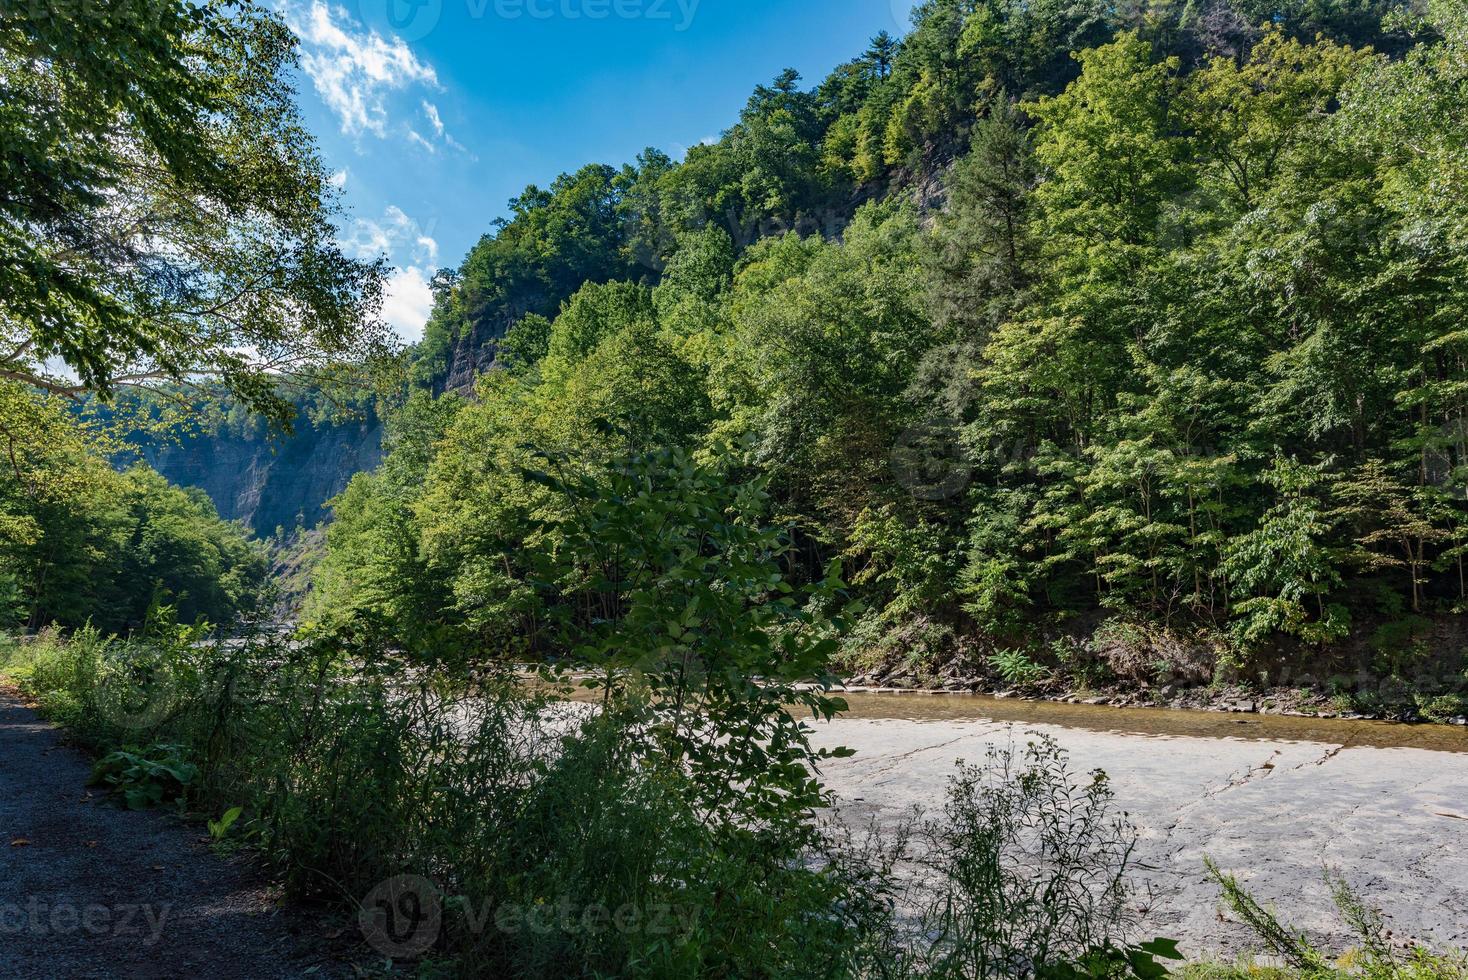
[280,0,924,342]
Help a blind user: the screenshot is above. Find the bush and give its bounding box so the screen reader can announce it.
[900,735,1142,978]
[7,619,1190,978]
[988,648,1052,688]
[1205,860,1468,980]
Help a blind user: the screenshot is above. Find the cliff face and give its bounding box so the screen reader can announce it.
[438,321,505,394]
[142,415,383,536]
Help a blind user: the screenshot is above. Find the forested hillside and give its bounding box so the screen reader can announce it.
[305,0,1468,711]
[0,0,387,631]
[6,4,1468,973]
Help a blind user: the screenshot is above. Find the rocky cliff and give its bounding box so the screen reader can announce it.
[142,415,383,536]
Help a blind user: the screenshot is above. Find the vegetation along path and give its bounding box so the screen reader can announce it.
[0,690,341,979]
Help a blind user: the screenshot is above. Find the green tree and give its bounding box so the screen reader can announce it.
[925,96,1037,338]
[0,0,388,425]
[1222,458,1348,646]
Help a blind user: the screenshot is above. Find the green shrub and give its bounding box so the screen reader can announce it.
[90,744,198,810]
[989,648,1052,687]
[885,735,1143,979]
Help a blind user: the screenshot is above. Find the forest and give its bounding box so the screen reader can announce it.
[303,0,1468,715]
[3,0,1468,976]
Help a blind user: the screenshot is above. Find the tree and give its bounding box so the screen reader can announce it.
[1185,27,1371,213]
[1333,459,1448,613]
[925,96,1037,338]
[867,31,898,79]
[522,441,851,831]
[1222,458,1348,646]
[0,385,267,632]
[0,0,389,425]
[1026,33,1191,255]
[543,280,656,370]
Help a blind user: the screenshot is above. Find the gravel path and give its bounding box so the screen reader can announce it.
[0,690,344,979]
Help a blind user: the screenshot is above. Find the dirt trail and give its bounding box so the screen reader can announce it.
[0,690,343,979]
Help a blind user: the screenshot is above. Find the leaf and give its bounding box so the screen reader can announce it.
[10,838,31,847]
[208,805,244,840]
[1137,938,1184,961]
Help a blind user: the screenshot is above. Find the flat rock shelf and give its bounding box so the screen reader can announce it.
[813,693,1468,960]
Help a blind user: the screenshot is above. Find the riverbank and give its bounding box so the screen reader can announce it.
[7,627,1466,978]
[830,677,1468,725]
[838,614,1468,726]
[811,701,1468,960]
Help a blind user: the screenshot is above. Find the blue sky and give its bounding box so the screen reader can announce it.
[281,0,922,341]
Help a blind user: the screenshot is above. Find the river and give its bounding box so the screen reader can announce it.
[808,694,1468,960]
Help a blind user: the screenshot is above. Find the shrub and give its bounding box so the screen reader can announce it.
[887,735,1144,979]
[1206,860,1468,980]
[988,648,1052,687]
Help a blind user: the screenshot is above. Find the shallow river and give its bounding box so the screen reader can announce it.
[808,694,1468,960]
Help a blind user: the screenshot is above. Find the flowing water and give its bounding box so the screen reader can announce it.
[806,693,1468,960]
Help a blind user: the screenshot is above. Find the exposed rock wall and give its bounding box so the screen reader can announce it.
[142,416,383,536]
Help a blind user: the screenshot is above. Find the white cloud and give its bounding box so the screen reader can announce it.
[422,100,446,138]
[419,100,469,154]
[328,167,349,190]
[288,1,438,138]
[343,205,438,267]
[341,206,440,342]
[381,266,434,344]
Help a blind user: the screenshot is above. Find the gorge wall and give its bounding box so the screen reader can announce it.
[142,414,384,536]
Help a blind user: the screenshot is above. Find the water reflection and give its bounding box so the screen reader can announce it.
[819,692,1468,754]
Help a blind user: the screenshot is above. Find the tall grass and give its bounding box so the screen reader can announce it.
[0,621,1176,978]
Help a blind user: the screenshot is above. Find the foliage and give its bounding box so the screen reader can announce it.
[300,0,1468,695]
[0,390,266,632]
[0,381,264,627]
[521,440,854,833]
[5,623,1186,978]
[1205,859,1468,979]
[0,0,390,426]
[989,648,1053,687]
[90,743,199,810]
[904,735,1140,978]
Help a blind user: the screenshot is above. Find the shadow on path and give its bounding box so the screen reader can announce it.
[0,690,344,979]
